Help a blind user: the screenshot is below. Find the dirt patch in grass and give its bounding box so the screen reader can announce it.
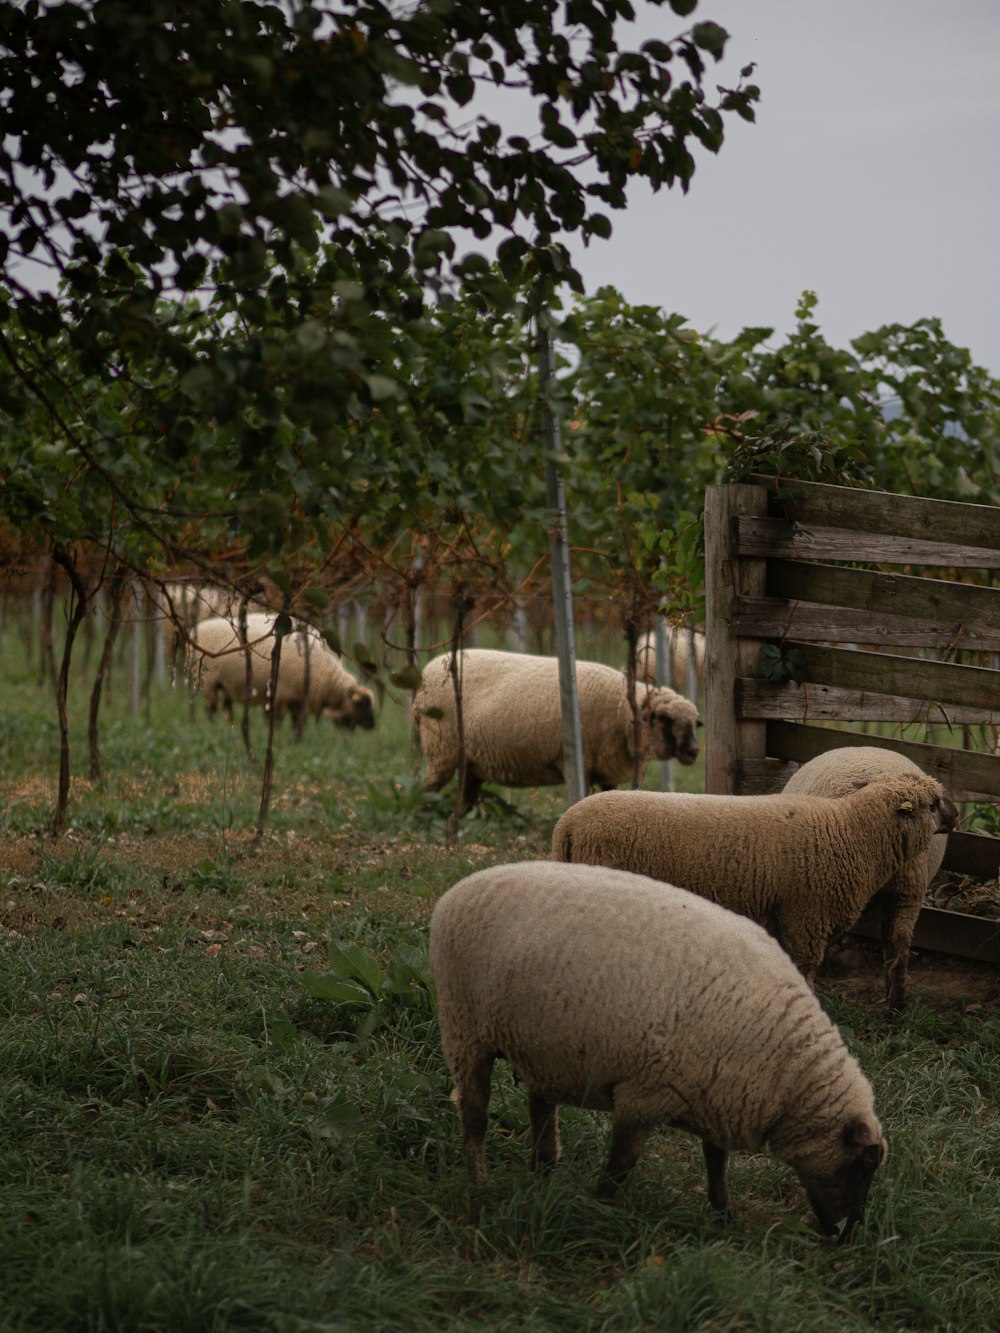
[824,936,1000,1021]
[0,825,525,937]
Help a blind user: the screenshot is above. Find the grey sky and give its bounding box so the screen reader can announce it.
[568,0,1000,374]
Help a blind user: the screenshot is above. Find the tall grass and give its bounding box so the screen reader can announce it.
[0,621,998,1330]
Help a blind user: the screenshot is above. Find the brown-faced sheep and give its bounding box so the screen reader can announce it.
[430,860,886,1237]
[188,612,375,729]
[413,648,699,810]
[783,746,952,1009]
[551,775,957,990]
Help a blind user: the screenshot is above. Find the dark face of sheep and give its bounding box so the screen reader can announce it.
[887,777,958,856]
[932,793,960,835]
[794,1118,886,1240]
[338,688,376,730]
[648,705,700,766]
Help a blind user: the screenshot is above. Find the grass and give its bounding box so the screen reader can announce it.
[1,622,999,1330]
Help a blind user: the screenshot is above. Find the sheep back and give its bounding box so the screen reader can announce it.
[430,860,884,1233]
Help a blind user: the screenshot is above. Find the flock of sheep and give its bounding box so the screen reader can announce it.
[163,586,961,1237]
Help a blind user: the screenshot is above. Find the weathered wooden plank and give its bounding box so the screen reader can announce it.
[737,757,798,795]
[733,595,1000,651]
[741,679,1000,727]
[785,641,1000,711]
[704,485,769,795]
[943,832,1000,881]
[736,516,1000,568]
[850,902,1000,964]
[766,560,1000,633]
[763,720,1000,801]
[749,474,1000,552]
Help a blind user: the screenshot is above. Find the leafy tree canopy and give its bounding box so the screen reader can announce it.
[0,0,758,598]
[0,0,758,350]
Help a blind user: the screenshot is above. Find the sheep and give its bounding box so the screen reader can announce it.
[783,747,952,1010]
[153,582,266,668]
[636,624,706,695]
[412,648,700,810]
[188,612,375,729]
[551,774,957,992]
[429,860,886,1236]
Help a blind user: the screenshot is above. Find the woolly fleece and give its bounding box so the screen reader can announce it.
[551,773,951,982]
[430,860,884,1230]
[413,648,699,801]
[189,612,375,727]
[783,746,952,1008]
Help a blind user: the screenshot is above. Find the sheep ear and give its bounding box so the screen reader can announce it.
[851,779,868,791]
[842,1117,881,1150]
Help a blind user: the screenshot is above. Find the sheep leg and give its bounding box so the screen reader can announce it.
[596,1118,653,1201]
[527,1093,560,1171]
[772,915,823,988]
[459,766,483,811]
[702,1141,733,1218]
[457,1054,495,1180]
[422,763,455,794]
[880,876,923,1011]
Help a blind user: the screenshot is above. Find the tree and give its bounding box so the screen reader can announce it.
[0,1,759,829]
[0,1,758,546]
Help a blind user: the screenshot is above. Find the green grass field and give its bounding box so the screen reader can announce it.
[1,626,999,1331]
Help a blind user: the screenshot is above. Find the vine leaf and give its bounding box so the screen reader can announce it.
[759,643,807,685]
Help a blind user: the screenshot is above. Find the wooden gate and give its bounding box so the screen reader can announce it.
[704,476,1000,963]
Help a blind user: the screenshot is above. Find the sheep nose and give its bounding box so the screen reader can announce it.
[935,797,960,834]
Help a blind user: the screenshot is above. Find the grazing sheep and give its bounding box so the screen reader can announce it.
[783,747,952,1009]
[551,775,957,990]
[430,860,886,1236]
[636,625,706,695]
[153,582,268,669]
[188,612,375,729]
[412,648,700,810]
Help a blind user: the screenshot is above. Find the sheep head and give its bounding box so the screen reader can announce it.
[792,1116,886,1240]
[323,687,376,730]
[851,773,956,859]
[643,687,700,766]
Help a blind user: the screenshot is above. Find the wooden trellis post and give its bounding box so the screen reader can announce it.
[703,483,769,795]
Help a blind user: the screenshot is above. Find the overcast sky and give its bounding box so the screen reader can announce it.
[566,0,1000,375]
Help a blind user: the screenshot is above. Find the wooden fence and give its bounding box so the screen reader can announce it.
[704,476,1000,964]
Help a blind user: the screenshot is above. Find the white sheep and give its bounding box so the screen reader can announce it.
[551,774,957,991]
[188,612,375,729]
[783,746,951,1009]
[430,860,886,1236]
[412,648,700,810]
[153,582,267,669]
[636,625,705,694]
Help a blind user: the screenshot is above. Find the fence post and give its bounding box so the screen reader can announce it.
[538,320,586,808]
[704,483,769,795]
[653,614,673,791]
